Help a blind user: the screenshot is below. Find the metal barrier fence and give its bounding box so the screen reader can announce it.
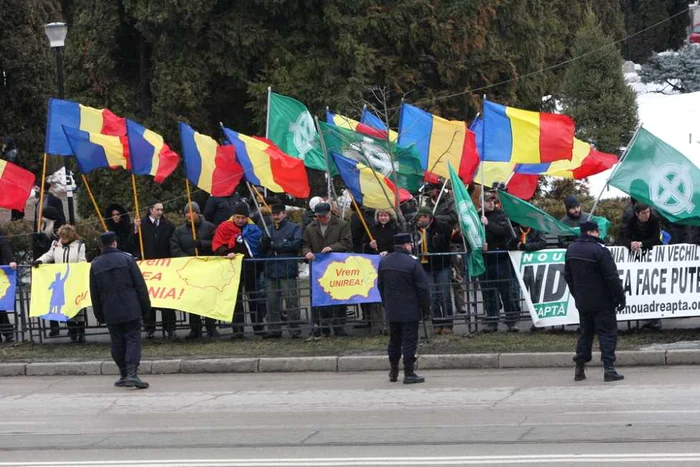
[0,252,536,344]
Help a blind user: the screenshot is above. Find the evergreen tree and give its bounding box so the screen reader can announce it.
[560,11,638,155]
[0,0,63,177]
[622,0,689,63]
[640,45,700,93]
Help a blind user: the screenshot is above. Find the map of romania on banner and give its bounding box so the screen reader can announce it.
[311,253,381,307]
[0,266,17,311]
[30,256,244,322]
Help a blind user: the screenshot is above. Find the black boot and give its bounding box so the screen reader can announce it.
[574,363,586,381]
[114,367,128,387]
[403,358,425,384]
[77,325,86,344]
[67,322,78,343]
[124,365,149,389]
[604,365,624,382]
[389,364,399,383]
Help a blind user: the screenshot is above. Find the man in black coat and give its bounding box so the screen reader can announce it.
[90,232,151,389]
[564,221,626,383]
[131,201,176,339]
[170,201,218,339]
[203,193,242,226]
[622,203,661,253]
[0,235,17,343]
[378,233,431,384]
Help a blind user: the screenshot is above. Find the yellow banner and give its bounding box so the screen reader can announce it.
[30,256,243,322]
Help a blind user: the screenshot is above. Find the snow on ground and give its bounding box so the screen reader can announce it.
[585,74,700,199]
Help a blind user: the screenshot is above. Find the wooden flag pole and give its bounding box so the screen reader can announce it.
[249,184,271,213]
[36,153,48,232]
[185,179,199,257]
[81,174,107,232]
[349,192,375,244]
[246,182,270,236]
[130,173,145,259]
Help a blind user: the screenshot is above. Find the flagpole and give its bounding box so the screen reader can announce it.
[246,181,270,236]
[349,192,375,244]
[432,177,449,215]
[81,174,107,232]
[314,115,334,202]
[480,97,486,217]
[588,123,643,219]
[265,87,272,140]
[36,153,48,232]
[185,179,199,257]
[130,173,145,259]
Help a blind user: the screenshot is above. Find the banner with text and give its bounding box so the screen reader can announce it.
[30,256,243,322]
[311,253,381,307]
[510,245,700,327]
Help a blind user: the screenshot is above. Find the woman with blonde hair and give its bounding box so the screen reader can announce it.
[33,224,88,343]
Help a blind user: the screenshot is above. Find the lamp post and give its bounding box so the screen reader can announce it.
[44,22,75,225]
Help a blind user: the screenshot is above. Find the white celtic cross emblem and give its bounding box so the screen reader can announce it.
[289,111,316,158]
[458,201,483,248]
[649,164,695,215]
[345,138,394,176]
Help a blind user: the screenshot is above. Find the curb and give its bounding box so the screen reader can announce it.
[1,349,696,376]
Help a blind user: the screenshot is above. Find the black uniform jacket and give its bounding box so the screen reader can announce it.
[378,248,431,322]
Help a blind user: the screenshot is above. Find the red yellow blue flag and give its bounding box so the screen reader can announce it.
[126,119,179,183]
[62,126,129,173]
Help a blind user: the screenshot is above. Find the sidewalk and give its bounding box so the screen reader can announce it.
[3,348,700,376]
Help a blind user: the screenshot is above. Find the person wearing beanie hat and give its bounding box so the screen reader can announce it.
[260,200,303,339]
[171,202,218,340]
[414,202,454,334]
[90,229,151,389]
[565,215,626,383]
[212,201,264,338]
[558,194,591,248]
[377,232,430,384]
[131,201,177,339]
[301,197,353,340]
[424,180,458,229]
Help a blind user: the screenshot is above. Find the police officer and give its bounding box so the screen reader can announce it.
[564,221,626,382]
[89,232,151,389]
[378,233,431,384]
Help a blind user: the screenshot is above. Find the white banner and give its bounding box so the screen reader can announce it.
[509,244,700,327]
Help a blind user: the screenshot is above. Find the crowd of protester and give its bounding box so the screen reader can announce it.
[0,174,686,345]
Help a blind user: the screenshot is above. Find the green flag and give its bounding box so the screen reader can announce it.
[319,122,424,192]
[267,92,327,171]
[448,162,485,277]
[498,191,610,239]
[609,127,700,225]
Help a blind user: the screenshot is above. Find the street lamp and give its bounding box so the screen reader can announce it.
[44,22,75,225]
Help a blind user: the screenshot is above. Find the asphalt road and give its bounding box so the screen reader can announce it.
[3,367,700,465]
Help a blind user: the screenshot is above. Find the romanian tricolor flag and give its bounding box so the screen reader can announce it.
[472,116,516,189]
[397,103,479,182]
[326,110,387,140]
[361,107,398,142]
[0,160,35,211]
[126,120,179,183]
[62,126,130,174]
[514,138,618,179]
[332,153,411,210]
[222,127,310,198]
[179,123,243,196]
[45,98,127,156]
[481,100,575,164]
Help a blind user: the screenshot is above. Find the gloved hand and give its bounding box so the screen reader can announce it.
[32,260,42,268]
[616,301,626,313]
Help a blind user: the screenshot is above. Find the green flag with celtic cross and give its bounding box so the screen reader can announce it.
[609,128,700,226]
[267,92,330,172]
[448,162,485,277]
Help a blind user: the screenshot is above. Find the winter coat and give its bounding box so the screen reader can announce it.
[508,224,547,252]
[485,208,515,251]
[212,220,263,259]
[260,218,302,278]
[424,194,458,229]
[378,248,431,322]
[0,235,15,265]
[367,220,400,254]
[558,211,591,248]
[622,215,661,251]
[37,239,86,264]
[350,210,375,253]
[203,194,242,226]
[564,235,625,313]
[130,216,175,260]
[416,218,453,272]
[170,218,217,257]
[104,203,132,252]
[89,247,151,324]
[34,193,65,227]
[301,216,353,255]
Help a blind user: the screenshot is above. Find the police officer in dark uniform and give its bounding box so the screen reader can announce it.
[378,233,431,384]
[89,232,151,389]
[564,221,626,382]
